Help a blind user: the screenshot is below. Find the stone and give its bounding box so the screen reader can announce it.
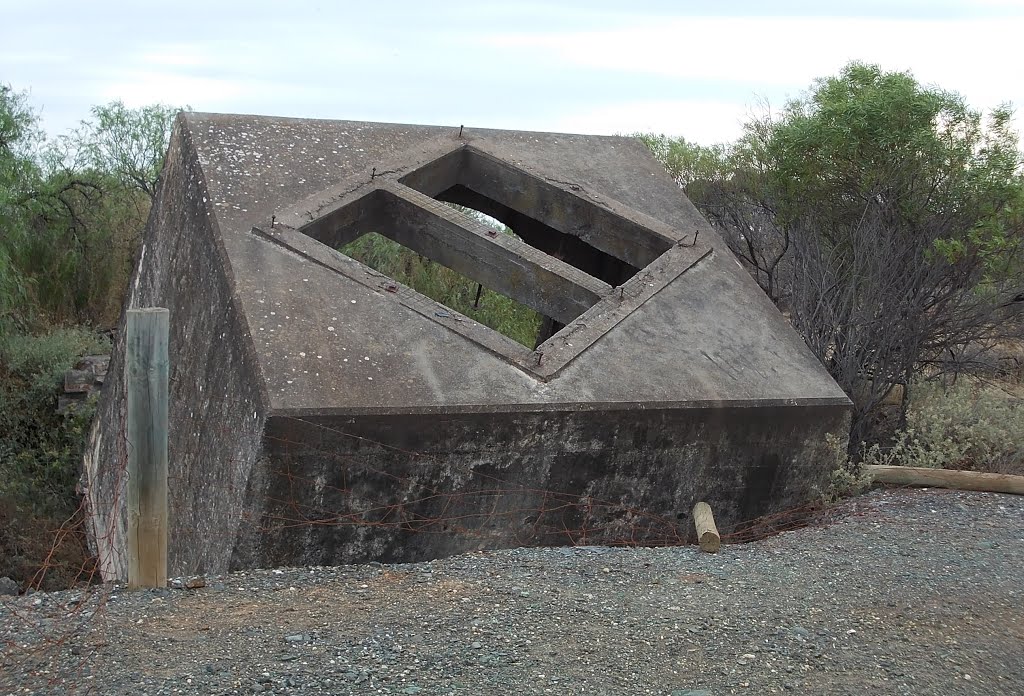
[0,577,19,595]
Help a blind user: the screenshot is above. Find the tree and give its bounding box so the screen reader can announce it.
[643,62,1024,449]
[74,100,182,200]
[0,91,183,589]
[1,90,184,328]
[0,85,44,329]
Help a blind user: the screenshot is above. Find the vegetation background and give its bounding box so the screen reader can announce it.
[1,61,1021,590]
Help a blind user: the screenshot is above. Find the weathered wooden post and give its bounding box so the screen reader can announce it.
[693,501,721,553]
[126,308,169,588]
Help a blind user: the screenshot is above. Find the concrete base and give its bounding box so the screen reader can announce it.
[227,404,849,571]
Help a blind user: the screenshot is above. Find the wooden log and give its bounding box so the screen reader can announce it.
[126,308,170,589]
[693,501,721,553]
[867,465,1024,496]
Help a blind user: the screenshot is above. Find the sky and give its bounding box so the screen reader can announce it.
[2,0,1023,145]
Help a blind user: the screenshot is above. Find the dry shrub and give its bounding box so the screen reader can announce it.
[857,379,1024,475]
[0,497,95,592]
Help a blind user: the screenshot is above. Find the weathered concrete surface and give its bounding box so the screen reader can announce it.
[231,404,850,569]
[84,114,851,580]
[83,121,266,580]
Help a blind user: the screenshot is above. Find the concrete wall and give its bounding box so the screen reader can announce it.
[83,118,268,580]
[230,404,850,570]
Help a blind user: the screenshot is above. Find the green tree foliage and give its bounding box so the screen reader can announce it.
[0,87,181,329]
[642,62,1024,448]
[765,64,1022,264]
[341,225,543,349]
[0,87,181,588]
[73,100,180,200]
[0,85,43,329]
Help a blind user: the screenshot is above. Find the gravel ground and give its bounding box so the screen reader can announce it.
[2,488,1022,696]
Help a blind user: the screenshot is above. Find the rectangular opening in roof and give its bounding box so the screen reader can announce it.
[316,185,611,350]
[398,146,676,287]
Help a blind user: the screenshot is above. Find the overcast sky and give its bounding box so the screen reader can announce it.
[2,0,1023,144]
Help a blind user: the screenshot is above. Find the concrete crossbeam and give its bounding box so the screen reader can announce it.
[398,147,680,269]
[291,189,378,250]
[380,183,611,325]
[457,149,676,268]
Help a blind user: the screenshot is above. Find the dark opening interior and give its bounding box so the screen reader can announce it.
[436,184,639,288]
[398,148,672,289]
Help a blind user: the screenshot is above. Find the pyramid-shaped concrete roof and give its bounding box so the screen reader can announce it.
[176,113,847,415]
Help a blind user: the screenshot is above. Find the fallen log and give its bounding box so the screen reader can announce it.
[693,501,721,552]
[866,465,1024,496]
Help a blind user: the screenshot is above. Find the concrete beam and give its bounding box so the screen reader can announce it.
[292,189,381,249]
[379,183,611,325]
[398,148,464,198]
[457,148,676,268]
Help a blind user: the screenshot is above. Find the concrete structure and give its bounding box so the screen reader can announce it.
[83,114,851,581]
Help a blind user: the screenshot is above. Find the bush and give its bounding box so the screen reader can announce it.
[0,326,109,589]
[856,379,1024,474]
[641,63,1024,451]
[822,433,873,503]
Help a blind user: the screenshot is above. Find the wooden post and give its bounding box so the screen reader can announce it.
[693,501,721,553]
[126,308,169,589]
[867,465,1024,495]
